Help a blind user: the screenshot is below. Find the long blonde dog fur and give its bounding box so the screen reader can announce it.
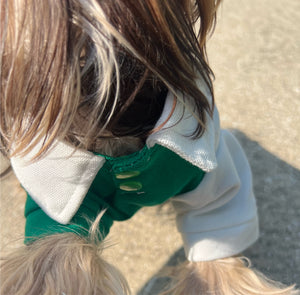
[0,215,130,295]
[1,224,298,295]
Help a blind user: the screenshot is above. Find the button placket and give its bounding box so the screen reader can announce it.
[107,145,155,193]
[114,170,142,192]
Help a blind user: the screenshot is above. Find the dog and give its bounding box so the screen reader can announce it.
[0,0,298,294]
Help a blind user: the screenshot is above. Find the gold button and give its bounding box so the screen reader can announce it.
[119,181,142,191]
[115,171,140,179]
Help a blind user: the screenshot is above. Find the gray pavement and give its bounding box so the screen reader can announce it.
[1,0,299,293]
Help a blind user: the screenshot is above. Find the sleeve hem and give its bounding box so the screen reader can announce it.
[182,216,259,262]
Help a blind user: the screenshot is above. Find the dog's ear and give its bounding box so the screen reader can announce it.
[0,226,130,295]
[159,257,299,295]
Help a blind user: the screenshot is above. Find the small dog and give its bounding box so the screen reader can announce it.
[0,0,298,294]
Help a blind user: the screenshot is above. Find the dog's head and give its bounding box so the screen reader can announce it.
[1,0,220,159]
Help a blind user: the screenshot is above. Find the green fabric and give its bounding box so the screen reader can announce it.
[24,144,205,242]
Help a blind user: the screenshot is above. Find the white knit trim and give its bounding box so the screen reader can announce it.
[147,87,219,172]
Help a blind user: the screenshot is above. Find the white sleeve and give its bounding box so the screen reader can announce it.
[172,129,259,262]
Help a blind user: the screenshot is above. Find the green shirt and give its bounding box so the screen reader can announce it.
[25,144,205,242]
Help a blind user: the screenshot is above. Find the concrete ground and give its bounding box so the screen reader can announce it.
[1,0,299,293]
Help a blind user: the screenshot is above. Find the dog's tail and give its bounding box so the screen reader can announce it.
[0,214,130,295]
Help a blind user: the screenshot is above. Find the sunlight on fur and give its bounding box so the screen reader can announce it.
[0,214,130,295]
[159,257,299,295]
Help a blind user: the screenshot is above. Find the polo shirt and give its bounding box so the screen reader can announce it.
[11,85,259,261]
[24,143,206,240]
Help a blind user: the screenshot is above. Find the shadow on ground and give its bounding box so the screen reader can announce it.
[138,130,300,295]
